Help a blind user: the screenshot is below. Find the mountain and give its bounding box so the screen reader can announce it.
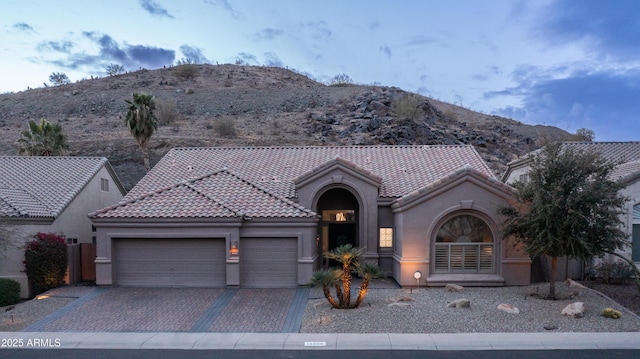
[0,64,577,190]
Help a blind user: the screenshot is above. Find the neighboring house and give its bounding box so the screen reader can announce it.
[502,141,640,274]
[0,156,125,297]
[90,145,531,289]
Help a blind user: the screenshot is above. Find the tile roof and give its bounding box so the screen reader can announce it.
[393,164,515,208]
[91,169,317,219]
[505,142,640,183]
[610,160,640,184]
[0,156,112,219]
[126,145,493,202]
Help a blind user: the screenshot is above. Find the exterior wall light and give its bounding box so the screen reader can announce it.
[229,242,239,257]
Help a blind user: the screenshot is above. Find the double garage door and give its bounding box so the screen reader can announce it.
[114,237,298,288]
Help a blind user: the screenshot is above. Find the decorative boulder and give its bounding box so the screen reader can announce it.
[561,302,586,318]
[445,284,464,292]
[565,279,587,290]
[497,303,520,314]
[447,298,471,308]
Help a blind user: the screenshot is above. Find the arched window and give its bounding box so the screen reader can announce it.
[434,214,494,273]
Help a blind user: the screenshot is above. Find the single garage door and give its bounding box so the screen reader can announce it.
[241,238,298,288]
[114,238,226,287]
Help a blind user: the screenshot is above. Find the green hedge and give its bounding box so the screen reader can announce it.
[0,278,21,306]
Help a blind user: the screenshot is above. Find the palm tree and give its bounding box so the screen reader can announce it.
[16,118,69,156]
[309,244,385,309]
[125,92,158,172]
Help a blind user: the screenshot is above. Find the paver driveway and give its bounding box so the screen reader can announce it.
[24,287,309,333]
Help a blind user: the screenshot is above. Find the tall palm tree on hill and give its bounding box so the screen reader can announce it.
[16,118,69,156]
[125,92,158,172]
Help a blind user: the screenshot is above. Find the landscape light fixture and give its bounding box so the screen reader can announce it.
[414,271,422,288]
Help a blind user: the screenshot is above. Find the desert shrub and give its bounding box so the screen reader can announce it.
[0,279,20,306]
[174,64,199,79]
[214,117,237,138]
[328,73,354,87]
[24,232,67,295]
[392,94,423,121]
[594,261,633,284]
[156,99,178,125]
[49,72,70,86]
[106,63,126,76]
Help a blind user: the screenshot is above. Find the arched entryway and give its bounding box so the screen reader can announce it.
[433,213,495,274]
[316,187,359,268]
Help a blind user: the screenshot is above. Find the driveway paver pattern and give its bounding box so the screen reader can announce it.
[23,286,310,333]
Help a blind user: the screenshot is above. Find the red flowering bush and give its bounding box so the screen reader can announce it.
[23,232,67,295]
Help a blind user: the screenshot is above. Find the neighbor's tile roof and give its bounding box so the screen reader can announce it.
[610,160,640,184]
[125,145,493,202]
[91,169,317,219]
[0,156,110,219]
[505,142,640,182]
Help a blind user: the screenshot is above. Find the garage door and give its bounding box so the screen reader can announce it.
[241,238,297,288]
[114,238,226,287]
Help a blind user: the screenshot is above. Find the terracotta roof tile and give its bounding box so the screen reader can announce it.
[506,142,640,183]
[0,156,112,219]
[393,164,514,207]
[126,145,492,204]
[92,169,317,219]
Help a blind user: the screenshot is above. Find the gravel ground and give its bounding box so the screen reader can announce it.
[300,283,640,333]
[0,297,75,332]
[2,282,638,333]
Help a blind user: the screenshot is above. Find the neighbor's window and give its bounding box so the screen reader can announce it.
[379,228,393,248]
[100,178,109,192]
[519,173,530,184]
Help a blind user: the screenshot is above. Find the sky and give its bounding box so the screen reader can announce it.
[1,0,639,141]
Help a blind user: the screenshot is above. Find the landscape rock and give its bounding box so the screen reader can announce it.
[561,302,586,318]
[565,279,588,290]
[447,298,471,308]
[445,284,464,292]
[497,303,520,314]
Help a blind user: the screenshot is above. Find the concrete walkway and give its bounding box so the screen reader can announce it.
[2,331,640,350]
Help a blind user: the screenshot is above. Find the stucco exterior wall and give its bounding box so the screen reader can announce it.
[392,176,530,287]
[0,166,124,298]
[619,179,640,263]
[296,167,380,262]
[94,218,318,287]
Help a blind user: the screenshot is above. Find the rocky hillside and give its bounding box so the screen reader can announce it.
[0,64,577,190]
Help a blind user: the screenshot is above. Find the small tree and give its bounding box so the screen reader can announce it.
[106,63,126,76]
[49,72,70,86]
[576,128,595,141]
[125,92,158,172]
[328,73,353,87]
[24,232,68,295]
[499,142,627,299]
[309,244,384,309]
[16,118,69,156]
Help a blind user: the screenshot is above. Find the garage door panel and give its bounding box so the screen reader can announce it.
[241,238,297,288]
[115,238,226,287]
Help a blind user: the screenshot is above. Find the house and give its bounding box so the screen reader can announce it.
[502,141,640,275]
[90,145,531,288]
[0,156,125,297]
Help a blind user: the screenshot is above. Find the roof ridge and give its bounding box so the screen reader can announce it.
[168,144,476,151]
[183,180,242,217]
[218,169,315,215]
[52,157,108,217]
